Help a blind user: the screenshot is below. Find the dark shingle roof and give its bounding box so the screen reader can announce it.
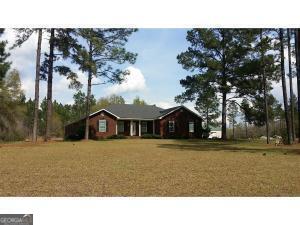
[88,104,201,120]
[103,104,165,119]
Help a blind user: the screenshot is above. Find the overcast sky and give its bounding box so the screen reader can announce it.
[1,28,297,114]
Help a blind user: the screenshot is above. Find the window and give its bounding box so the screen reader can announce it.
[117,121,124,133]
[189,122,194,133]
[141,121,147,133]
[99,120,107,132]
[169,121,175,132]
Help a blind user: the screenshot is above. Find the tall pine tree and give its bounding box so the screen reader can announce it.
[73,29,137,140]
[177,29,255,140]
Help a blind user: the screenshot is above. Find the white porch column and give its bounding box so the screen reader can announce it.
[115,122,118,135]
[153,120,155,134]
[130,120,133,136]
[139,120,141,136]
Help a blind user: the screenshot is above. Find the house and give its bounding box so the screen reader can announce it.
[65,104,203,139]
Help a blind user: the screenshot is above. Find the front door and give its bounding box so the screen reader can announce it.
[132,122,136,136]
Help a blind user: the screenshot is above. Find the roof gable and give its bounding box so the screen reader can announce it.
[89,104,202,120]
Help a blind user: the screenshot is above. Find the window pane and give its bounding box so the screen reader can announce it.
[189,122,194,133]
[141,121,147,133]
[118,121,124,133]
[169,121,175,132]
[99,120,107,132]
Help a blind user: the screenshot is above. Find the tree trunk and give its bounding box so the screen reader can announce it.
[232,119,235,139]
[260,30,270,144]
[221,92,227,140]
[206,107,209,129]
[84,41,93,140]
[287,29,295,142]
[32,29,42,143]
[44,28,55,141]
[245,120,248,138]
[295,29,300,143]
[279,29,292,145]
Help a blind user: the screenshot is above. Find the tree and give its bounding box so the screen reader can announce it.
[0,29,11,81]
[133,96,146,105]
[0,69,26,140]
[287,28,296,141]
[72,90,96,121]
[0,29,13,133]
[175,75,220,129]
[11,28,43,142]
[177,29,256,140]
[241,94,282,127]
[73,29,137,140]
[44,28,55,141]
[37,29,81,141]
[227,101,239,139]
[279,29,292,144]
[240,29,280,143]
[92,94,125,111]
[295,29,300,142]
[259,29,270,143]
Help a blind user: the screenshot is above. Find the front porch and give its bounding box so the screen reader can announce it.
[116,119,155,137]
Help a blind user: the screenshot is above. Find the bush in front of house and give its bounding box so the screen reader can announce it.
[107,134,127,139]
[141,134,162,139]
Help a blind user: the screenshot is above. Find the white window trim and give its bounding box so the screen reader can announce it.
[99,120,107,132]
[169,121,175,133]
[189,121,195,133]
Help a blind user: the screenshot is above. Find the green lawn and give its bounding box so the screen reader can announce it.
[0,139,300,196]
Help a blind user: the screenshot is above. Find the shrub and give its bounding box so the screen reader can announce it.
[107,134,127,139]
[141,134,161,139]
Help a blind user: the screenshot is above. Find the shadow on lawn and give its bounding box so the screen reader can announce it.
[157,140,300,155]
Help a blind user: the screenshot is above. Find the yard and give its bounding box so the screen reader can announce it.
[0,139,300,196]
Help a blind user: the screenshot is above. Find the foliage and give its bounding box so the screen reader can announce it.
[227,101,239,126]
[0,29,11,81]
[241,95,282,126]
[132,96,147,105]
[141,134,161,139]
[73,29,138,85]
[107,134,127,139]
[92,94,125,112]
[0,69,27,141]
[177,29,257,139]
[71,90,96,121]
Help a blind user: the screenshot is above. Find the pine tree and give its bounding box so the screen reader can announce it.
[12,28,43,142]
[175,74,220,130]
[73,29,137,140]
[295,29,300,142]
[41,29,81,141]
[0,29,11,81]
[287,28,295,141]
[227,101,239,139]
[279,29,292,144]
[177,29,256,140]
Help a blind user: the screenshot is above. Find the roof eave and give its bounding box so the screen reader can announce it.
[157,106,202,120]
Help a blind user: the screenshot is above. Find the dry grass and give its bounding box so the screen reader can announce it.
[0,139,300,196]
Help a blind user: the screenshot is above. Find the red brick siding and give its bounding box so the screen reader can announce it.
[89,111,117,138]
[158,108,202,138]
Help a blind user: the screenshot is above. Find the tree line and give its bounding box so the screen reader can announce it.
[0,28,140,141]
[176,29,300,144]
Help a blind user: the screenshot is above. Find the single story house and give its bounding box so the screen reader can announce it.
[65,104,203,139]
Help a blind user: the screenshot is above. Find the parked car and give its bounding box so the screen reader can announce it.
[208,131,222,139]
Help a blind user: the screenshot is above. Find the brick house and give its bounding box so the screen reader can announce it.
[65,104,203,139]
